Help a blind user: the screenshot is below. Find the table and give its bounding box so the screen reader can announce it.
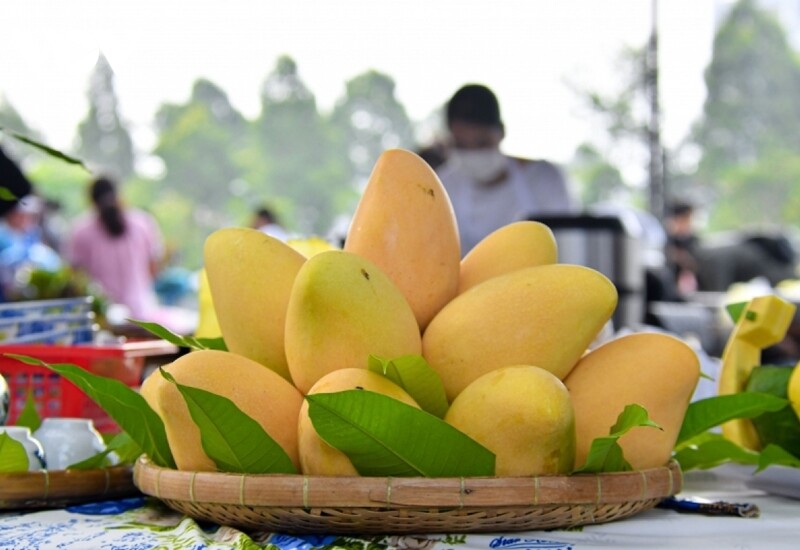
[0,465,798,549]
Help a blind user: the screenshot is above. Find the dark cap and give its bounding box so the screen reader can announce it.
[446,84,503,128]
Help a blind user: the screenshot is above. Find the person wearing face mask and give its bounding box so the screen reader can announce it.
[434,84,577,254]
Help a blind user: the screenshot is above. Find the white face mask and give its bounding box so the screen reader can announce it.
[449,148,508,184]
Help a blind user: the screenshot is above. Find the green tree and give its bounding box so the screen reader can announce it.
[691,0,800,229]
[566,45,653,208]
[75,54,135,179]
[330,70,415,188]
[152,78,250,268]
[254,56,353,235]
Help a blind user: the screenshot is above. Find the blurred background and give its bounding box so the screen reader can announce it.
[2,0,800,351]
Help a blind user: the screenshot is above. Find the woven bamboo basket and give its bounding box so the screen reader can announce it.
[0,466,138,510]
[133,456,682,534]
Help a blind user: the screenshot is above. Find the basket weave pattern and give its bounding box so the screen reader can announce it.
[134,457,681,534]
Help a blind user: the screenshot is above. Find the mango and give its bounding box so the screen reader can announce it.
[285,250,422,394]
[204,227,306,381]
[445,365,575,476]
[459,221,557,294]
[344,148,460,330]
[564,332,700,470]
[298,368,419,475]
[140,349,303,472]
[423,264,617,401]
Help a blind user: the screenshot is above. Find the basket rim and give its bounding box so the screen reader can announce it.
[0,465,137,509]
[133,456,682,510]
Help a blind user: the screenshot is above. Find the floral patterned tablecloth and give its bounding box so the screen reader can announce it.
[1,467,799,550]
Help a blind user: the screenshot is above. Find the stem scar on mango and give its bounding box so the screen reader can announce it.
[361,269,370,280]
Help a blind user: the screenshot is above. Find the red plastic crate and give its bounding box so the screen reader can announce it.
[0,340,179,433]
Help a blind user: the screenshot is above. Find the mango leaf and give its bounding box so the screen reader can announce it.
[14,388,42,432]
[0,433,29,473]
[368,354,449,418]
[5,355,175,468]
[574,404,662,474]
[757,444,800,472]
[160,369,296,474]
[131,319,227,351]
[0,127,89,171]
[105,431,144,465]
[66,431,143,470]
[676,393,789,448]
[673,433,759,471]
[67,449,116,470]
[307,390,495,477]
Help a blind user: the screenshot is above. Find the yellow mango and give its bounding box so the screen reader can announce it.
[285,250,422,394]
[344,148,460,330]
[298,368,419,475]
[459,221,557,294]
[445,365,575,476]
[140,349,303,472]
[564,332,700,470]
[423,264,617,401]
[204,227,305,381]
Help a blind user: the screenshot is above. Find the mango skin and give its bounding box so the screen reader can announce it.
[445,365,575,476]
[298,368,419,475]
[204,228,305,381]
[564,332,700,470]
[140,349,303,472]
[344,148,461,330]
[285,250,422,394]
[459,221,557,294]
[423,264,617,402]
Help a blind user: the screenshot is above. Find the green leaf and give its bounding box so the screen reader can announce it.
[5,354,175,468]
[0,187,17,201]
[106,431,144,465]
[726,301,748,323]
[306,390,495,477]
[575,404,662,474]
[67,449,115,470]
[673,433,759,471]
[676,393,789,448]
[0,433,30,472]
[131,319,227,351]
[14,388,42,432]
[159,369,296,474]
[367,355,449,418]
[757,444,800,472]
[0,127,89,171]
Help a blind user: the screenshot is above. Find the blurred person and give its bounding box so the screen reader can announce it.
[434,84,577,254]
[664,200,701,296]
[250,204,290,242]
[65,176,164,320]
[0,145,32,217]
[0,194,63,300]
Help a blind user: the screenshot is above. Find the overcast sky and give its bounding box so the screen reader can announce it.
[1,0,718,167]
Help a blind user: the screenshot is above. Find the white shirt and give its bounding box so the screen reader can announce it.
[436,155,577,254]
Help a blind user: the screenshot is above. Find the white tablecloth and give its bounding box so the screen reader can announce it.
[0,466,797,549]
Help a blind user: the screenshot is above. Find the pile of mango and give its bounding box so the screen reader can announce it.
[141,148,701,477]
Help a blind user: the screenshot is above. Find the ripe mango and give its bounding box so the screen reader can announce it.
[344,148,460,330]
[445,365,575,476]
[298,368,419,475]
[140,349,303,472]
[423,264,617,401]
[564,332,700,470]
[285,250,422,394]
[204,228,306,381]
[459,221,557,294]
